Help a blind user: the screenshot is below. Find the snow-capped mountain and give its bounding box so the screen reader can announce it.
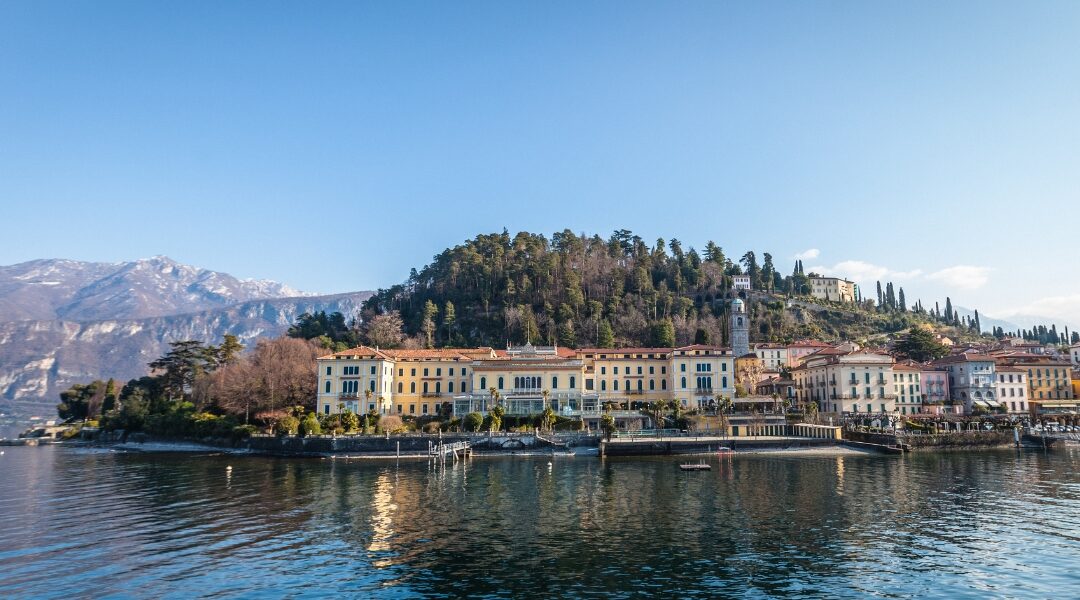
[0,256,312,322]
[0,257,370,430]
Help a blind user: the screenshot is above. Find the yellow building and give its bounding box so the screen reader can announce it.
[994,354,1074,417]
[317,343,735,419]
[808,277,856,303]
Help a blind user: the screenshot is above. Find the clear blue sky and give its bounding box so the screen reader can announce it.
[1,1,1078,325]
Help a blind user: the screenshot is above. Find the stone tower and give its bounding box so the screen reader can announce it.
[731,298,749,358]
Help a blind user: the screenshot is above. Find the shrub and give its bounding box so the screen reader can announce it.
[342,411,360,433]
[463,412,484,432]
[275,416,300,436]
[423,421,442,434]
[299,412,322,436]
[377,415,404,434]
[232,424,258,440]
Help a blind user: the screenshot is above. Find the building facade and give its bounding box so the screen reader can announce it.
[316,343,734,420]
[808,277,856,303]
[753,343,788,371]
[920,368,951,414]
[931,353,997,415]
[892,362,923,415]
[792,350,896,415]
[994,367,1028,415]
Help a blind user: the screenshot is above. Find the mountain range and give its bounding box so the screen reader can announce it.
[0,257,370,428]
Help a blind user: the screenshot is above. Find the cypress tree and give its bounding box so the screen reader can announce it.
[898,288,907,312]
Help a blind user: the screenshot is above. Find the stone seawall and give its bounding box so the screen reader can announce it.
[845,430,1014,450]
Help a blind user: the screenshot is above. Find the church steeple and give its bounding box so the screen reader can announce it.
[731,298,749,358]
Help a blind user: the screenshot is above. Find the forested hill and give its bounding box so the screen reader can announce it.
[362,229,971,349]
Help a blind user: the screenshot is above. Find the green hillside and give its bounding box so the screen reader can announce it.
[360,230,989,349]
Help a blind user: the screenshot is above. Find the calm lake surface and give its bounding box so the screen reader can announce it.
[1,446,1079,598]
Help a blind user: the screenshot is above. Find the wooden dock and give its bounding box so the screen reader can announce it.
[430,440,471,460]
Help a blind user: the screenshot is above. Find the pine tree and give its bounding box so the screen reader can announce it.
[443,301,456,343]
[421,300,438,348]
[597,319,615,348]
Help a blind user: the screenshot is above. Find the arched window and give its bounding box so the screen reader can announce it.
[649,379,655,391]
[613,380,619,391]
[569,376,576,389]
[325,380,331,393]
[448,381,454,393]
[681,376,687,389]
[637,380,643,391]
[369,380,376,392]
[722,376,728,388]
[662,380,667,390]
[601,380,607,391]
[435,382,441,394]
[498,376,504,390]
[552,376,558,389]
[397,382,403,393]
[410,382,416,393]
[480,376,487,390]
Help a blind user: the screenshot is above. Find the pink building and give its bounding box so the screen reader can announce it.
[920,368,951,415]
[786,340,833,368]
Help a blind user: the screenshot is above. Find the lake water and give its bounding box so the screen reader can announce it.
[1,446,1079,598]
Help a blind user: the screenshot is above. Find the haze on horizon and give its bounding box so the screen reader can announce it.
[1,1,1078,325]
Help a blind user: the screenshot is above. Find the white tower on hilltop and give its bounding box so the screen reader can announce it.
[731,298,749,358]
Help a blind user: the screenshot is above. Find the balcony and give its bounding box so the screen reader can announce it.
[694,388,714,395]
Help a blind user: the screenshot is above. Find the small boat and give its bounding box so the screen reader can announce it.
[716,446,733,454]
[679,461,711,471]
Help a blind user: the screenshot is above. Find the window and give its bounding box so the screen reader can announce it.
[681,364,687,372]
[722,376,728,388]
[601,380,607,391]
[370,380,376,392]
[649,366,655,374]
[601,366,606,375]
[424,368,429,377]
[409,404,415,414]
[721,363,727,372]
[398,368,403,376]
[397,404,402,414]
[661,380,667,390]
[436,368,442,376]
[449,381,455,393]
[324,404,330,415]
[614,380,619,391]
[449,368,455,376]
[498,376,504,390]
[422,404,428,415]
[326,366,332,375]
[638,380,643,391]
[681,376,687,388]
[397,382,403,393]
[480,376,487,389]
[435,382,441,394]
[570,376,576,389]
[325,380,331,393]
[461,369,467,376]
[552,377,558,389]
[614,367,619,375]
[662,366,667,374]
[410,382,416,393]
[411,368,416,376]
[637,366,643,375]
[370,366,376,375]
[650,379,655,391]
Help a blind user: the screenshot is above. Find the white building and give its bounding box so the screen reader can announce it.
[733,275,751,290]
[995,367,1028,415]
[1071,343,1080,367]
[753,343,788,371]
[792,349,896,415]
[808,277,856,303]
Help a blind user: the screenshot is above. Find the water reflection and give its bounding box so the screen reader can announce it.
[0,447,1078,597]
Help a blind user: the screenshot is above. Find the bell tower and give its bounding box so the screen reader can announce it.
[731,298,749,358]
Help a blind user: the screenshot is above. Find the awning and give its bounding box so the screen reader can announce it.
[1038,402,1078,408]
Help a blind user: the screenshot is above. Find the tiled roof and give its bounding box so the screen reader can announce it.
[316,345,390,360]
[576,347,674,355]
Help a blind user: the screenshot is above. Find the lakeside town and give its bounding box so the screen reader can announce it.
[16,275,1077,456]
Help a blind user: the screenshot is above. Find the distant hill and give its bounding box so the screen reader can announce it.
[0,256,311,322]
[0,257,370,429]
